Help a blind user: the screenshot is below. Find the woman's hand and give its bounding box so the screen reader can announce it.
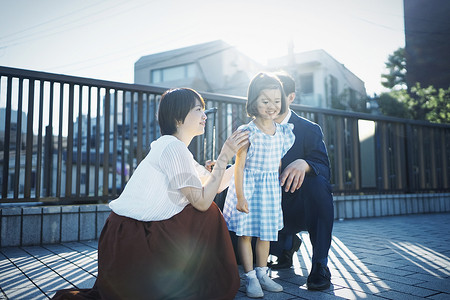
[204,160,215,172]
[236,197,249,214]
[218,130,249,163]
[183,129,248,212]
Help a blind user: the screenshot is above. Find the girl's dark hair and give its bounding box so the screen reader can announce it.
[157,88,205,135]
[246,72,286,118]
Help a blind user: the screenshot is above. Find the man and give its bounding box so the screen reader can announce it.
[271,71,334,291]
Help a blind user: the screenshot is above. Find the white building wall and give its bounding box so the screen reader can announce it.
[269,49,366,109]
[134,43,262,97]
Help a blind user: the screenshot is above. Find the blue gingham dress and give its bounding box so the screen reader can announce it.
[223,121,295,241]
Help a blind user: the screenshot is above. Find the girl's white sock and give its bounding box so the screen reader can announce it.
[245,269,257,278]
[255,266,268,278]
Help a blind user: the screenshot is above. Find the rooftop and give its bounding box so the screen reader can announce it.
[134,40,233,69]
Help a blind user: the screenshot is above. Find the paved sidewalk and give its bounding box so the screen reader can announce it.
[1,213,449,299]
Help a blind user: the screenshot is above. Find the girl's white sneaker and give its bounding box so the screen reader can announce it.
[245,271,264,298]
[256,267,283,292]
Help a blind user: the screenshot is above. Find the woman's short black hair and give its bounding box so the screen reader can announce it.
[246,72,286,118]
[158,88,205,135]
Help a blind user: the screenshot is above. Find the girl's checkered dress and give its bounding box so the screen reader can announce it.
[223,121,295,241]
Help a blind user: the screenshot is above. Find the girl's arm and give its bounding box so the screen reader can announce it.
[181,130,249,212]
[235,144,249,213]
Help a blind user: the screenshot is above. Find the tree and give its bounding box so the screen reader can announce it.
[377,47,450,124]
[376,91,411,119]
[381,48,406,90]
[409,83,450,123]
[330,88,368,113]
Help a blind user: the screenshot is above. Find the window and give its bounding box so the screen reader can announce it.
[330,75,338,99]
[299,73,314,94]
[150,64,196,83]
[162,66,183,81]
[151,70,162,83]
[348,88,357,103]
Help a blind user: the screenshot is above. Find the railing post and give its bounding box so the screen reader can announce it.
[35,80,44,199]
[379,122,389,190]
[394,123,406,191]
[417,126,425,189]
[76,85,83,197]
[94,87,101,197]
[335,117,345,190]
[112,90,118,196]
[24,79,35,199]
[85,86,92,196]
[441,129,449,189]
[1,76,12,198]
[129,91,135,176]
[44,125,53,197]
[429,128,437,189]
[121,90,127,190]
[405,124,415,192]
[351,118,360,191]
[103,89,110,198]
[136,91,143,164]
[14,78,24,199]
[65,83,74,198]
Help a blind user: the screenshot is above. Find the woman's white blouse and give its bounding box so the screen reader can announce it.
[109,135,208,221]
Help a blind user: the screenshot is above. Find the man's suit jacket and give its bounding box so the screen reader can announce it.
[281,111,331,192]
[279,111,333,245]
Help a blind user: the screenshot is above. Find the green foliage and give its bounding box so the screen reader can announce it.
[330,96,346,110]
[410,83,450,123]
[376,91,411,119]
[381,48,406,90]
[375,84,450,123]
[331,88,368,113]
[377,47,450,124]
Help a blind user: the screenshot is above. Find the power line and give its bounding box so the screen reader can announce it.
[348,14,402,32]
[46,26,204,74]
[0,0,151,47]
[0,1,107,41]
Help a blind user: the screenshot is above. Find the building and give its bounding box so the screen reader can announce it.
[268,49,367,110]
[0,108,27,151]
[134,40,263,96]
[0,108,45,197]
[404,0,450,90]
[135,41,367,110]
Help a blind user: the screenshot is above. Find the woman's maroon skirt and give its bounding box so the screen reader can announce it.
[52,203,240,300]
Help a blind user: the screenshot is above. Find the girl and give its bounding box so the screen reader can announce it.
[223,72,295,298]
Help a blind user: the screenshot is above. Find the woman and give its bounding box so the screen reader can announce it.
[52,88,248,300]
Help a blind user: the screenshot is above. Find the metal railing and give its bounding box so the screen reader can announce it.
[1,66,449,204]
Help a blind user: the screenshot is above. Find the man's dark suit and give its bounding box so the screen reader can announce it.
[271,111,334,265]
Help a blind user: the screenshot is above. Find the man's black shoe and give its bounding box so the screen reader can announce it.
[270,251,292,269]
[307,262,331,290]
[270,235,302,270]
[291,234,302,253]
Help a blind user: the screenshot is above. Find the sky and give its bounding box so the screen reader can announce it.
[0,0,405,97]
